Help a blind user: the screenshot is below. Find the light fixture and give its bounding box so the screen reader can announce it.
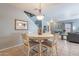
[73,26,76,31]
[47,22,50,26]
[36,3,44,20]
[50,20,53,23]
[36,15,44,20]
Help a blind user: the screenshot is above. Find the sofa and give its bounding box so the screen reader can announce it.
[67,33,79,43]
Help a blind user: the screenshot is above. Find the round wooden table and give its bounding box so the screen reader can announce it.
[29,33,54,56]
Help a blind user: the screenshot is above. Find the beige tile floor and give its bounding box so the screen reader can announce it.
[0,39,79,56]
[57,40,79,56]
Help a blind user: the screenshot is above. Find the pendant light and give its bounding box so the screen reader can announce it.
[36,3,44,20]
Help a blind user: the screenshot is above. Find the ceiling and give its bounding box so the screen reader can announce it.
[10,3,61,15]
[10,3,79,21]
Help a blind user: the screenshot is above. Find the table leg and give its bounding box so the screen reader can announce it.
[51,34,55,56]
[27,38,30,56]
[39,40,42,56]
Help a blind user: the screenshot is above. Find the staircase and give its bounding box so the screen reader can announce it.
[27,15,42,28]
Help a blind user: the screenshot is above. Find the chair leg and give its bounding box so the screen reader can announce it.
[24,46,27,55]
[28,45,30,56]
[55,45,58,56]
[51,47,54,56]
[51,45,57,56]
[45,48,48,56]
[43,46,48,56]
[21,45,28,56]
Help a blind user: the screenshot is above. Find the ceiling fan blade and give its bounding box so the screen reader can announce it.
[24,11,35,17]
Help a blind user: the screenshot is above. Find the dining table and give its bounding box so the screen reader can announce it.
[28,33,54,56]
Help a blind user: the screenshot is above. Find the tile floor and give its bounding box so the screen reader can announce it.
[0,39,79,56]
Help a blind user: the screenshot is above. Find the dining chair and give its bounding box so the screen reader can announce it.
[22,33,39,56]
[42,34,58,56]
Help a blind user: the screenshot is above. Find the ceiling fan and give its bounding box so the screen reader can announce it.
[24,3,44,20]
[24,11,35,17]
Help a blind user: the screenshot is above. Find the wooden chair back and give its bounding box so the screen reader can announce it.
[22,33,29,45]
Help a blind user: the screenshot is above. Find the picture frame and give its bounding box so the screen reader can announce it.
[15,19,28,30]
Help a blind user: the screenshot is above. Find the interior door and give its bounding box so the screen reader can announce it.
[65,23,71,33]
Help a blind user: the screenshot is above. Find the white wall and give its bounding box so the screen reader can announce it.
[0,3,38,37]
[40,4,79,22]
[0,4,38,49]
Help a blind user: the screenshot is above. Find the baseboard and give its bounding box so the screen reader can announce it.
[67,40,79,44]
[0,43,24,51]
